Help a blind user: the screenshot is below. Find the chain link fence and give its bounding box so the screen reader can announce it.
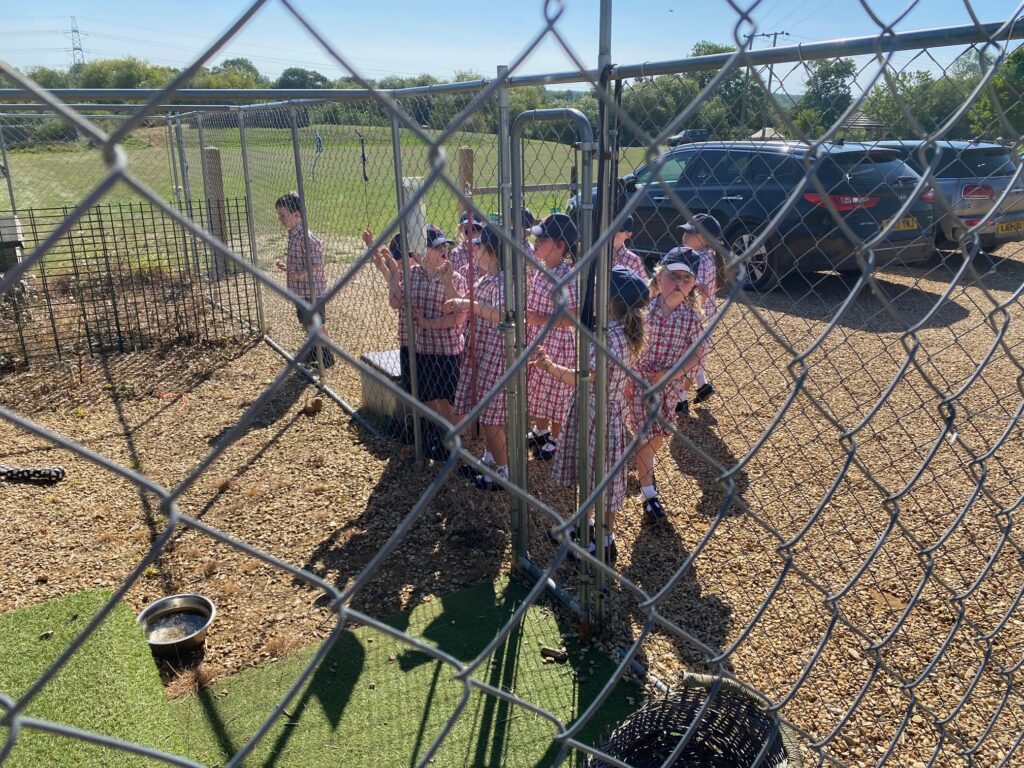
[1,2,1023,767]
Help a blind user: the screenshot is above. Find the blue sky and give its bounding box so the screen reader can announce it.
[3,0,1022,89]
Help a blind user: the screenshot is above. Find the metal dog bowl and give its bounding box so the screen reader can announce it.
[138,594,216,655]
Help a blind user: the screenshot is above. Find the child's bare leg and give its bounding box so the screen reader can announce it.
[637,436,663,494]
[483,424,508,468]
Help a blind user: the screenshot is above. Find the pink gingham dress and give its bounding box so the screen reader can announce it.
[628,295,705,439]
[694,247,718,320]
[453,272,507,425]
[612,245,647,276]
[552,321,632,513]
[526,260,577,423]
[405,267,467,356]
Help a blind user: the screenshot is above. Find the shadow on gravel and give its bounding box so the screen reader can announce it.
[746,271,971,332]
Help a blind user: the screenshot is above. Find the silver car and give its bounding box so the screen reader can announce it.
[877,140,1024,247]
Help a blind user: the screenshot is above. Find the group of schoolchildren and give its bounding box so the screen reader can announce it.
[276,190,723,564]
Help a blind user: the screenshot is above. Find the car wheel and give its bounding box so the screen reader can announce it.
[729,224,781,290]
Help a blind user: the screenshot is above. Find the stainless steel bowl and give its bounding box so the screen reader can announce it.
[137,594,216,655]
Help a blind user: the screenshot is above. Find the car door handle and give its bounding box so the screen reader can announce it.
[651,195,669,202]
[721,195,744,201]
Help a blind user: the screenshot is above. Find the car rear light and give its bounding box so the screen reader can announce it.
[962,184,995,200]
[921,188,935,204]
[803,192,880,211]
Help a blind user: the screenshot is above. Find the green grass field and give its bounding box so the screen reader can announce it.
[3,122,649,254]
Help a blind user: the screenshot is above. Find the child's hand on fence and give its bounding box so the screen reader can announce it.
[530,346,551,373]
[442,297,469,314]
[274,259,286,272]
[361,228,374,248]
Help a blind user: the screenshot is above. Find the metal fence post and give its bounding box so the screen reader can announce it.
[289,105,325,378]
[498,65,529,563]
[165,115,181,208]
[0,123,14,214]
[238,109,265,334]
[590,0,615,624]
[389,108,423,464]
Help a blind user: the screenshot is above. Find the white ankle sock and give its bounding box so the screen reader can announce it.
[496,464,509,479]
[482,450,494,465]
[641,484,657,500]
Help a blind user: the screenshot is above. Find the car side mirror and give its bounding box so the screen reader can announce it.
[623,175,637,193]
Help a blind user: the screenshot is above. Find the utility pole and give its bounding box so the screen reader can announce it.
[70,17,85,67]
[744,30,789,137]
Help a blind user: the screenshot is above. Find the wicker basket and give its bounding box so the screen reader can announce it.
[588,674,801,768]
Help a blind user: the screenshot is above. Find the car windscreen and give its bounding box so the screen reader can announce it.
[925,147,1018,178]
[816,152,919,189]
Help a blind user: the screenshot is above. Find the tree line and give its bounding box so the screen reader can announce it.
[9,44,1024,146]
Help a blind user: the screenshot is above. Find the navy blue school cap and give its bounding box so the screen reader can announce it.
[530,212,578,246]
[522,208,536,228]
[619,215,635,233]
[426,225,453,248]
[659,246,700,276]
[459,211,486,231]
[679,212,723,240]
[610,265,650,308]
[472,225,502,250]
[388,235,402,261]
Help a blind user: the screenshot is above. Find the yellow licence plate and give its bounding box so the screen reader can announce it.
[883,216,919,232]
[997,220,1024,234]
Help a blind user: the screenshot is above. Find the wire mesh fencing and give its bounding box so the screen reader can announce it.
[1,2,1023,768]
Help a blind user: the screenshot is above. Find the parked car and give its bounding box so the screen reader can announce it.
[875,140,1024,248]
[568,140,936,289]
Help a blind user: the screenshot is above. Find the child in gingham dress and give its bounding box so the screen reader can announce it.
[449,211,484,279]
[533,266,650,564]
[676,213,723,413]
[443,226,509,490]
[612,215,647,275]
[367,225,467,459]
[629,247,707,524]
[524,213,579,460]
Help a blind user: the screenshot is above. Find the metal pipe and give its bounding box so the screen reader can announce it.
[288,106,325,378]
[510,105,594,616]
[0,123,15,214]
[497,64,527,562]
[165,116,181,207]
[591,0,614,613]
[390,109,423,465]
[237,110,266,334]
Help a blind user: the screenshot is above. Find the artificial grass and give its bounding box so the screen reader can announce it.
[0,589,186,767]
[172,578,637,767]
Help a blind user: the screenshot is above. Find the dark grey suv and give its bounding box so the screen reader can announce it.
[572,141,936,289]
[875,140,1024,248]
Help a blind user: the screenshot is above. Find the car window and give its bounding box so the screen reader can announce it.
[731,152,799,184]
[924,147,1017,178]
[682,151,739,185]
[634,154,689,188]
[818,152,918,187]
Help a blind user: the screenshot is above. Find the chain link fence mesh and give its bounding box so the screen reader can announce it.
[1,2,1023,767]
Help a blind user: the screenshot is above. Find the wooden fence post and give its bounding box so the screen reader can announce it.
[203,146,229,278]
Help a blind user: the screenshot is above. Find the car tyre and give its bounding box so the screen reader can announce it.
[728,223,782,291]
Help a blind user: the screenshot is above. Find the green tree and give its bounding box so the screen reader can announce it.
[801,58,856,130]
[76,57,176,88]
[25,66,72,89]
[275,67,330,89]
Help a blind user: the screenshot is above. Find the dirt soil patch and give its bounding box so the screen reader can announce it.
[2,245,1022,767]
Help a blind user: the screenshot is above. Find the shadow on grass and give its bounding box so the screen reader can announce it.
[173,578,637,768]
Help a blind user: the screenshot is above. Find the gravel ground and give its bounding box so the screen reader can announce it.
[1,243,1022,767]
